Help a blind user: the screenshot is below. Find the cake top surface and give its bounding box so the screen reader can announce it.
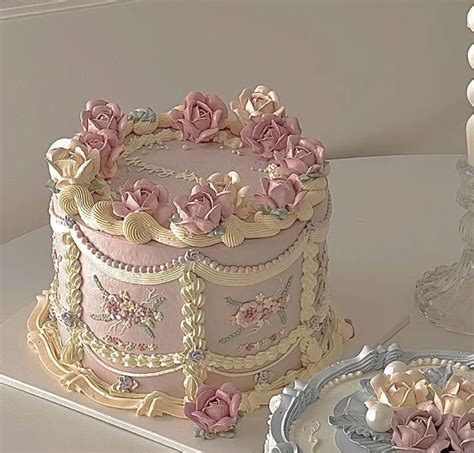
[113,138,266,199]
[46,86,329,248]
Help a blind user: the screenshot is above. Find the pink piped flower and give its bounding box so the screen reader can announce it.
[391,405,450,452]
[173,184,233,235]
[184,383,242,438]
[80,99,127,143]
[438,413,474,452]
[240,113,302,160]
[274,135,325,177]
[253,174,307,212]
[233,301,262,328]
[112,179,174,227]
[170,91,228,143]
[76,129,121,180]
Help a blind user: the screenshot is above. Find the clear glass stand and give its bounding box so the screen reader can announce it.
[415,158,474,335]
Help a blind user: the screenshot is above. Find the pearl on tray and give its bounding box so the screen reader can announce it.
[365,402,394,432]
[383,360,409,375]
[182,144,189,151]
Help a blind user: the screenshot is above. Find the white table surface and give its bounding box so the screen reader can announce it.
[1,155,472,452]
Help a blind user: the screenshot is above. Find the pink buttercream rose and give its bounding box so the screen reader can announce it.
[233,301,262,328]
[184,383,241,436]
[253,174,307,212]
[391,405,450,452]
[439,413,474,452]
[80,99,127,142]
[240,113,302,160]
[112,179,173,227]
[170,91,228,143]
[173,184,233,235]
[274,135,325,177]
[77,129,121,180]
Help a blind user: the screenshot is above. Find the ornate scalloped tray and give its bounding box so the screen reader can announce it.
[265,344,474,453]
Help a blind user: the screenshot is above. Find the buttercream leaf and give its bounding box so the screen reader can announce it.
[423,364,454,388]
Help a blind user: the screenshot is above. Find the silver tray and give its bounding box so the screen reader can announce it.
[265,343,474,453]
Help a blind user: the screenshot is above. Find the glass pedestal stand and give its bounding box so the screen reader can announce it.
[415,158,474,335]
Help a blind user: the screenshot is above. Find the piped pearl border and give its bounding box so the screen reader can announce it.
[51,204,330,286]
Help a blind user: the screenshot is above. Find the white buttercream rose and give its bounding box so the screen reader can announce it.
[46,138,100,190]
[230,85,285,126]
[201,171,253,220]
[369,369,430,409]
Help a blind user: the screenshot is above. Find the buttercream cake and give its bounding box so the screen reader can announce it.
[27,86,353,422]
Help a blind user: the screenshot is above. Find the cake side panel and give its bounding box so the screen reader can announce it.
[41,185,350,414]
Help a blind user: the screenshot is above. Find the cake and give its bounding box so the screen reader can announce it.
[265,345,474,452]
[27,86,353,428]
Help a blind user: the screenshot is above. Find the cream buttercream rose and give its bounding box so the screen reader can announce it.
[230,85,285,126]
[46,138,100,190]
[369,369,430,409]
[201,171,253,221]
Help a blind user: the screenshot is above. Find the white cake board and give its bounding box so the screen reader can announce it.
[0,303,407,452]
[0,303,270,452]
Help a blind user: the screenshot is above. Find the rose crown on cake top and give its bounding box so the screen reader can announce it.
[29,85,353,441]
[46,86,327,248]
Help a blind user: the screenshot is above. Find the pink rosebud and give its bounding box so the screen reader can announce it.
[170,91,228,143]
[438,413,474,452]
[240,114,301,160]
[76,129,121,180]
[112,179,174,227]
[274,135,325,177]
[173,184,233,235]
[184,383,241,436]
[391,405,450,452]
[253,174,306,212]
[234,301,262,328]
[80,99,127,143]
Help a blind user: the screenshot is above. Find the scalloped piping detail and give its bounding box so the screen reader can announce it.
[83,344,184,378]
[56,164,329,248]
[64,225,313,286]
[27,291,350,417]
[50,196,331,285]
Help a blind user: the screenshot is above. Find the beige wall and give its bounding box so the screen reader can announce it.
[0,0,471,243]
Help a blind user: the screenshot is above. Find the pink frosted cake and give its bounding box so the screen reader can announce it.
[27,86,353,424]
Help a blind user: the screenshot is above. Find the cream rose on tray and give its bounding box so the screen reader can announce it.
[368,369,430,409]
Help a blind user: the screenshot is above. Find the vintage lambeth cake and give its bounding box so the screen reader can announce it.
[266,345,473,452]
[27,86,353,433]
